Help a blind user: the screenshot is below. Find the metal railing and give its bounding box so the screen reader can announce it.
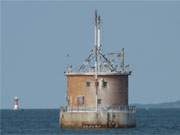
[60,105,136,112]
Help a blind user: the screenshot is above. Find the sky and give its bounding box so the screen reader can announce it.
[1,1,180,109]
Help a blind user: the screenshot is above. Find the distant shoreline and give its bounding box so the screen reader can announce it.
[133,100,180,109]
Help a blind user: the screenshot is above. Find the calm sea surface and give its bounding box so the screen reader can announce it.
[1,109,180,135]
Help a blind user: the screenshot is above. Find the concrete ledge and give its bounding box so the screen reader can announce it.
[60,111,136,128]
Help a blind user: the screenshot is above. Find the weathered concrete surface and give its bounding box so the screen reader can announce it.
[67,74,129,108]
[60,111,136,128]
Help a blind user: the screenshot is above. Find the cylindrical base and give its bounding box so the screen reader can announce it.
[60,111,136,128]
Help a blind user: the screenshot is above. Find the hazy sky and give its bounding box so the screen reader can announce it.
[1,1,180,109]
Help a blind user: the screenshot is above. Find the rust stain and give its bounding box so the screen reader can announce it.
[67,74,128,108]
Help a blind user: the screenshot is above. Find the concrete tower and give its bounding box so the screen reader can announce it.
[59,11,136,128]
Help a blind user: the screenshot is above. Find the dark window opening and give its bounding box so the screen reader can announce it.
[86,81,91,87]
[97,99,101,104]
[102,80,107,88]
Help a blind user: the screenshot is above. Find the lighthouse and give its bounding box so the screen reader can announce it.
[59,11,136,128]
[13,96,19,110]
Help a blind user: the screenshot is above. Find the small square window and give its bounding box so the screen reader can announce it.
[86,81,91,87]
[97,99,101,104]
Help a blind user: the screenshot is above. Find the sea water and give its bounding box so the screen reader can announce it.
[1,109,180,135]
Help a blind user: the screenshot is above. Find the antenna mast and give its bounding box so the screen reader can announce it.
[94,10,101,77]
[94,10,101,112]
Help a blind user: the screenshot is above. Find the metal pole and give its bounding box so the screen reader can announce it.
[121,48,125,71]
[94,11,102,112]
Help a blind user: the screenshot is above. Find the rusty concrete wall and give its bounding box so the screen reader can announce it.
[60,111,136,128]
[98,75,128,107]
[67,74,128,108]
[67,75,96,108]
